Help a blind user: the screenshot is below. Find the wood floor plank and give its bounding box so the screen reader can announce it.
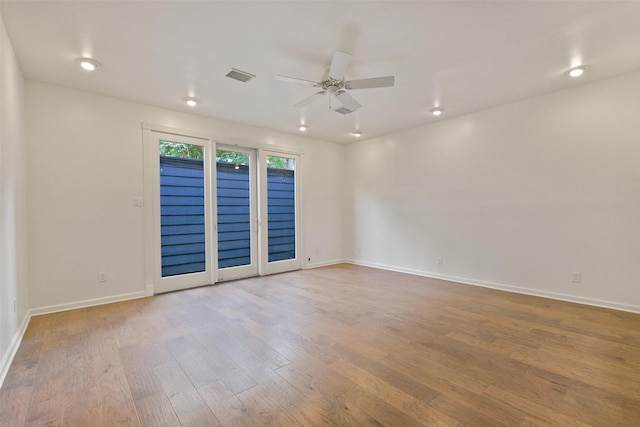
[0,386,32,427]
[282,399,342,427]
[153,360,220,426]
[0,336,43,390]
[122,365,165,402]
[133,391,180,427]
[198,379,252,427]
[274,360,362,426]
[62,385,102,426]
[191,332,259,394]
[243,365,305,409]
[341,386,435,427]
[165,336,221,389]
[2,264,639,426]
[483,384,595,427]
[329,341,440,403]
[235,384,300,426]
[379,343,492,395]
[329,357,459,426]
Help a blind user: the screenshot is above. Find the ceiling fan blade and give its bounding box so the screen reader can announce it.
[329,50,351,80]
[294,91,326,108]
[334,90,361,111]
[345,76,395,90]
[275,75,320,87]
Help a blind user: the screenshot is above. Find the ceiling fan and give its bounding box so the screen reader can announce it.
[275,50,395,114]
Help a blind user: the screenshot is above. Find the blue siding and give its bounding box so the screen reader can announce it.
[160,156,206,277]
[267,168,296,262]
[159,157,296,274]
[216,163,252,268]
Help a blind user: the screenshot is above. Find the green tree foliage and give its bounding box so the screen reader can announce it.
[267,155,293,170]
[217,151,293,170]
[159,142,293,170]
[216,150,249,165]
[159,141,203,159]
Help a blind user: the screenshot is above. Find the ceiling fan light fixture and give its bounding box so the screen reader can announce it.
[430,107,444,116]
[568,66,585,77]
[186,97,197,107]
[298,124,308,132]
[352,131,362,137]
[277,50,393,114]
[76,57,99,71]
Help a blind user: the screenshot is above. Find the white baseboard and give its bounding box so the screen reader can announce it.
[304,259,347,269]
[0,311,30,389]
[30,290,148,317]
[346,259,640,314]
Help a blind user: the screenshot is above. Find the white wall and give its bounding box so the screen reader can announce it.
[0,13,28,379]
[26,81,344,310]
[345,71,640,312]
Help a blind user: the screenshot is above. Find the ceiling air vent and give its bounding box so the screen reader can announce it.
[332,106,354,115]
[226,68,255,83]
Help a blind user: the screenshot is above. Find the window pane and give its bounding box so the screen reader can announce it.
[217,150,252,268]
[159,141,206,277]
[266,156,295,262]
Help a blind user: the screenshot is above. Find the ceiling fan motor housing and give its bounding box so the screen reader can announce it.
[319,78,344,91]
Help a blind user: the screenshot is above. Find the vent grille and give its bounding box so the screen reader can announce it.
[333,106,354,115]
[226,68,255,83]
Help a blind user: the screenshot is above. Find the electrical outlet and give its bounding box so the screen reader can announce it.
[572,271,582,283]
[437,257,443,265]
[133,197,144,207]
[98,271,107,283]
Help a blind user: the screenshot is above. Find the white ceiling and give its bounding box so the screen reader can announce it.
[3,1,640,144]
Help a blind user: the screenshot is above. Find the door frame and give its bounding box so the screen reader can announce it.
[142,127,217,294]
[143,124,305,294]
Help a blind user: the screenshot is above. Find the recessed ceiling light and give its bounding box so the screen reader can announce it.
[298,124,308,132]
[186,98,197,107]
[568,66,585,78]
[76,57,99,71]
[430,107,444,116]
[352,131,362,137]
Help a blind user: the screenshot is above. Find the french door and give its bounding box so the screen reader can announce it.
[259,150,301,276]
[215,146,258,281]
[144,130,214,294]
[216,148,301,279]
[144,128,301,294]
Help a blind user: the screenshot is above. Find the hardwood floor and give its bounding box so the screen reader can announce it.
[2,264,639,426]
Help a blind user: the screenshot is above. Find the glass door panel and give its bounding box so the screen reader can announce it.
[266,156,296,262]
[260,152,301,275]
[160,141,206,277]
[216,147,258,281]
